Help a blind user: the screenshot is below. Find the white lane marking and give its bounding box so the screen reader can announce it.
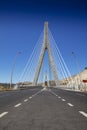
[41,87,47,91]
[32,94,36,97]
[32,89,43,97]
[24,99,28,102]
[62,99,66,101]
[67,103,74,107]
[79,111,87,118]
[58,96,61,98]
[28,89,44,99]
[55,94,58,97]
[14,103,22,108]
[50,91,58,97]
[29,96,32,99]
[0,112,8,118]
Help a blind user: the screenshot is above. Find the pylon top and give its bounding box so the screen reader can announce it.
[44,21,48,25]
[44,22,48,49]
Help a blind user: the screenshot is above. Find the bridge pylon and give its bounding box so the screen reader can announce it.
[33,22,59,87]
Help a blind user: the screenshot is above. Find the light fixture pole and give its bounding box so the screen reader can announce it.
[10,51,21,89]
[72,51,81,90]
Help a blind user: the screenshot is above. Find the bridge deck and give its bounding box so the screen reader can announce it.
[0,87,87,130]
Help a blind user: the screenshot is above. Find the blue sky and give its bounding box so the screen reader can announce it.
[0,0,87,83]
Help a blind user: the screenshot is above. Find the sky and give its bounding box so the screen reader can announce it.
[0,0,87,83]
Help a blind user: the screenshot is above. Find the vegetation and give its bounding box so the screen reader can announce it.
[85,67,87,70]
[0,83,15,91]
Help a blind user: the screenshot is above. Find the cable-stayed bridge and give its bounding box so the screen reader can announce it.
[0,22,87,130]
[14,22,82,90]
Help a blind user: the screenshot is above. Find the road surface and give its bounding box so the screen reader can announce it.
[0,87,87,130]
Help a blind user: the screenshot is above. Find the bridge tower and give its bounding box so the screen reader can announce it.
[33,22,59,86]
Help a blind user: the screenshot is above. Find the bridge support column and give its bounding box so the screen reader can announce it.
[33,22,59,87]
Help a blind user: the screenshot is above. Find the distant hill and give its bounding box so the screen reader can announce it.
[60,68,87,86]
[72,68,87,82]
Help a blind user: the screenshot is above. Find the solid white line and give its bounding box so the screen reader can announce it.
[0,112,8,118]
[14,103,22,107]
[29,96,32,99]
[79,111,87,118]
[62,99,66,101]
[24,99,28,102]
[67,103,74,107]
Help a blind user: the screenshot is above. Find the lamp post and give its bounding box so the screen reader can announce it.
[72,51,81,90]
[10,51,21,89]
[45,70,48,87]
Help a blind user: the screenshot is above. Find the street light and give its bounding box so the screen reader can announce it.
[72,51,81,90]
[10,51,22,89]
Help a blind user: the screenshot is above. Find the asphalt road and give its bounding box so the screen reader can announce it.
[0,87,87,130]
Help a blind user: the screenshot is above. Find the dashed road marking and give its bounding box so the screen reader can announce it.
[14,103,22,108]
[54,94,58,97]
[29,96,32,99]
[50,91,58,97]
[62,99,66,101]
[32,94,36,97]
[24,99,28,102]
[79,111,87,118]
[58,96,61,98]
[32,90,43,97]
[67,103,74,107]
[0,112,8,118]
[41,88,47,91]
